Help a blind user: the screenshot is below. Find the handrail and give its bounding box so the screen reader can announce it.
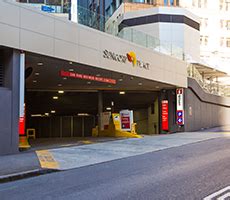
[187,64,230,97]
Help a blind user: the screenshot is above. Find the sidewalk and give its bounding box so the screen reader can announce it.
[0,151,43,183]
[0,130,229,183]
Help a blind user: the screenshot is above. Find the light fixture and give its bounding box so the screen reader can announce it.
[119,91,125,95]
[96,74,101,77]
[138,82,142,86]
[58,84,62,87]
[51,110,56,113]
[106,107,112,111]
[63,77,67,80]
[33,80,37,83]
[44,113,49,116]
[118,78,123,82]
[155,86,160,89]
[78,113,89,116]
[37,62,43,66]
[111,101,114,106]
[130,77,134,80]
[35,72,40,76]
[69,69,74,72]
[58,90,64,94]
[53,96,58,100]
[69,61,73,65]
[31,114,42,117]
[87,81,91,84]
[108,85,112,88]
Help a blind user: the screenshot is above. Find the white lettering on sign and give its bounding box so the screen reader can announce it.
[176,88,184,111]
[176,88,184,125]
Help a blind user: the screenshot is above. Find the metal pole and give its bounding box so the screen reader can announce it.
[19,53,25,136]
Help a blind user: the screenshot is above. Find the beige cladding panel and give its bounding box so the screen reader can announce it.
[0,0,187,88]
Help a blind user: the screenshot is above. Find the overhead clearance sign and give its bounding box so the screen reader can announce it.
[103,49,150,70]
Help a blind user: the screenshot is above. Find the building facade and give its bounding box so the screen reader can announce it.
[1,0,229,156]
[179,0,230,75]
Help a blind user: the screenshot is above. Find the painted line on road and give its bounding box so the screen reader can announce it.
[36,150,59,169]
[217,192,230,200]
[203,186,230,200]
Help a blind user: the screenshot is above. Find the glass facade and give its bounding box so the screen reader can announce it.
[16,0,71,13]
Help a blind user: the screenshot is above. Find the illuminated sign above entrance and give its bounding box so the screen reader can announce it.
[60,70,116,84]
[103,50,150,70]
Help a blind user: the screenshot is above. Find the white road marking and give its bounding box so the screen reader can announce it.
[204,186,230,200]
[217,192,230,200]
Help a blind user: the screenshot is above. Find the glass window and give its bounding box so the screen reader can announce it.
[28,0,45,3]
[220,37,225,46]
[227,38,230,47]
[227,20,230,30]
[200,35,208,46]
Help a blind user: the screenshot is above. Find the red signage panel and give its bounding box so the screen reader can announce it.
[60,70,116,84]
[19,117,25,135]
[161,100,169,131]
[120,113,131,129]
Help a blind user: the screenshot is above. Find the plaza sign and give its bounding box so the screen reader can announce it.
[103,49,150,70]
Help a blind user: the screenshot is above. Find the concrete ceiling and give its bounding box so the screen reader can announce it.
[25,52,175,92]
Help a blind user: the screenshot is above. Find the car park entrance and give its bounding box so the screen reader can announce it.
[24,52,175,140]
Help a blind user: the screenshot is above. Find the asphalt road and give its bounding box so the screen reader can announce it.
[0,137,230,200]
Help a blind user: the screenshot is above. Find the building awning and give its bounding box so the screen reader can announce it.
[190,62,228,79]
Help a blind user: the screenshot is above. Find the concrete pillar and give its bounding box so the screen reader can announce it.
[0,49,20,155]
[98,91,103,132]
[147,105,152,134]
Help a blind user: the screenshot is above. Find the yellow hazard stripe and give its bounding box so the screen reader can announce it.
[36,150,59,169]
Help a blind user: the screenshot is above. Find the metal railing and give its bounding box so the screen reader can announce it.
[187,64,230,97]
[77,5,185,60]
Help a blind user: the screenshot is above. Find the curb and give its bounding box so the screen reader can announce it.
[0,168,59,184]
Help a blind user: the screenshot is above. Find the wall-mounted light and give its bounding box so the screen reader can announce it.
[119,91,125,95]
[37,62,43,66]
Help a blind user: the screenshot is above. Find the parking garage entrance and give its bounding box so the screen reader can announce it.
[23,52,176,148]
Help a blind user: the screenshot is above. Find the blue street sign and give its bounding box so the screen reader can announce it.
[177,118,183,123]
[41,5,55,13]
[177,111,183,117]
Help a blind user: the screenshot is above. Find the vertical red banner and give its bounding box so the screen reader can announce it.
[161,100,169,131]
[19,117,25,135]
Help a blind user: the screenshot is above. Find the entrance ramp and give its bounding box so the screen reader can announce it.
[36,131,229,170]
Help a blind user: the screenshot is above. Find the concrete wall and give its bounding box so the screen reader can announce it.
[134,109,148,134]
[184,78,230,131]
[148,97,159,134]
[0,49,20,155]
[0,0,187,88]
